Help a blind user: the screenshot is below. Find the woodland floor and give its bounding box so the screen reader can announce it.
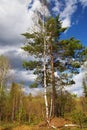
[0,118,87,130]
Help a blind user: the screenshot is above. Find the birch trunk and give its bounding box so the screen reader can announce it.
[42,0,49,120]
[43,42,49,119]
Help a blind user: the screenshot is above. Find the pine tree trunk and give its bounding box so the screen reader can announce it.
[50,43,58,117]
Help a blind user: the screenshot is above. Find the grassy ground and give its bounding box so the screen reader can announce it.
[0,118,87,130]
[1,125,87,130]
[0,125,55,130]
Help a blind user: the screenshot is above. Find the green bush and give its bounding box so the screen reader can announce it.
[71,110,87,128]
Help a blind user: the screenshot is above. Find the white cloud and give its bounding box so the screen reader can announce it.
[29,0,41,11]
[66,62,87,96]
[60,0,78,27]
[51,0,61,14]
[60,0,87,28]
[0,0,46,87]
[68,72,84,96]
[0,0,87,95]
[10,69,37,83]
[0,0,33,44]
[79,0,87,8]
[62,17,71,28]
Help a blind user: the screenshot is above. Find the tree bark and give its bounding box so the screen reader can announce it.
[42,2,49,120]
[50,43,58,117]
[43,29,49,120]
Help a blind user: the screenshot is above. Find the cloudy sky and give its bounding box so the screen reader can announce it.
[0,0,87,95]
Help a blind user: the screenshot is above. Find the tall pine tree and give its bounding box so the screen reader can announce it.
[22,1,86,118]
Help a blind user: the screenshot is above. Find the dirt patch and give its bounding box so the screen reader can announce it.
[49,117,65,128]
[49,117,72,128]
[38,117,72,129]
[0,127,2,130]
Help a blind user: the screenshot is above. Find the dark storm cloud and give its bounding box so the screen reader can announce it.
[2,48,34,71]
[4,50,23,70]
[1,47,36,86]
[0,0,34,85]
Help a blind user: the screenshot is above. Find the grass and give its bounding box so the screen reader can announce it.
[1,120,87,130]
[0,122,19,130]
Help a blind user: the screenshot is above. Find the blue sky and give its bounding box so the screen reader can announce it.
[47,0,87,47]
[28,0,87,46]
[61,2,87,47]
[0,0,87,95]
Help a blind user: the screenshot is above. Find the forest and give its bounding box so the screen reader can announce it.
[0,0,87,130]
[0,59,87,130]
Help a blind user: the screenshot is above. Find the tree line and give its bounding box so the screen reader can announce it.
[0,51,87,128]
